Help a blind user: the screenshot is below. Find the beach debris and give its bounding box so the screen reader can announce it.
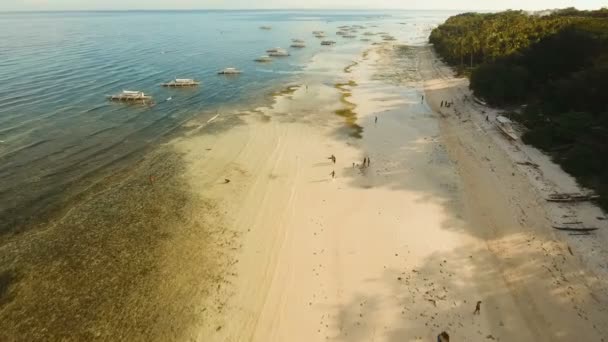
[546,193,599,203]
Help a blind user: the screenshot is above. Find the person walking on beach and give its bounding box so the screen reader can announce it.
[440,100,444,107]
[375,116,378,124]
[437,331,450,342]
[367,157,371,167]
[362,157,367,167]
[328,154,336,164]
[473,301,482,315]
[330,170,335,179]
[421,95,424,103]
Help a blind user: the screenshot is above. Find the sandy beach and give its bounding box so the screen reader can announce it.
[2,40,608,341]
[173,43,608,341]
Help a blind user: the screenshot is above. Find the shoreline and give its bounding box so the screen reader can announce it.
[420,45,608,340]
[2,40,607,341]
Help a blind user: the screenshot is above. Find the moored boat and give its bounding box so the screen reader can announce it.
[218,67,242,75]
[254,55,272,62]
[161,78,200,87]
[107,90,152,102]
[268,48,290,56]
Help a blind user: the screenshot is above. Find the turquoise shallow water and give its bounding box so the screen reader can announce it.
[0,10,455,232]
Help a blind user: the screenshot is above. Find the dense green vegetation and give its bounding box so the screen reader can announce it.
[430,8,608,210]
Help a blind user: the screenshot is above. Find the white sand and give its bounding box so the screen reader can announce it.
[169,44,608,341]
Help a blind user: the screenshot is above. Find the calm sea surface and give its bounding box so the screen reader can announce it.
[0,10,455,232]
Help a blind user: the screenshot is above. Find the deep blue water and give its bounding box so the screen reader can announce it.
[0,10,454,231]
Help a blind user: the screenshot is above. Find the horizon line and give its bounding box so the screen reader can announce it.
[0,7,570,14]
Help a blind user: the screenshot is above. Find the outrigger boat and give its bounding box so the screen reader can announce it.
[218,67,242,75]
[161,78,200,87]
[254,55,273,62]
[107,90,152,102]
[321,40,336,46]
[268,48,290,56]
[495,115,518,141]
[290,42,306,48]
[260,26,272,30]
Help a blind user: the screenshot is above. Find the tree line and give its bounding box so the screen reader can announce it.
[429,8,608,210]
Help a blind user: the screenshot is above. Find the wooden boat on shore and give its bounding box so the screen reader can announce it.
[107,90,152,102]
[161,78,200,87]
[495,115,518,140]
[546,193,600,203]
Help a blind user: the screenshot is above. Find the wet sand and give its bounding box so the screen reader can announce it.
[0,146,239,340]
[2,41,608,341]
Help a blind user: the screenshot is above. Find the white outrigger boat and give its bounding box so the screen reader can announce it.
[260,26,272,30]
[161,78,200,87]
[321,40,336,46]
[290,42,306,48]
[254,55,273,62]
[495,115,518,140]
[291,38,305,43]
[107,90,152,102]
[218,67,242,75]
[269,50,290,57]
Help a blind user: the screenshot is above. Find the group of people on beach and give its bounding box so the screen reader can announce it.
[440,100,454,108]
[327,154,372,179]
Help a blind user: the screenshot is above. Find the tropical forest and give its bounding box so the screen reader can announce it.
[430,8,608,210]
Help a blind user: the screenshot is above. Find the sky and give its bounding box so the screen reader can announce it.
[1,0,606,11]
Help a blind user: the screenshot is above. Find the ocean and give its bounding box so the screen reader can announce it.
[0,10,455,233]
